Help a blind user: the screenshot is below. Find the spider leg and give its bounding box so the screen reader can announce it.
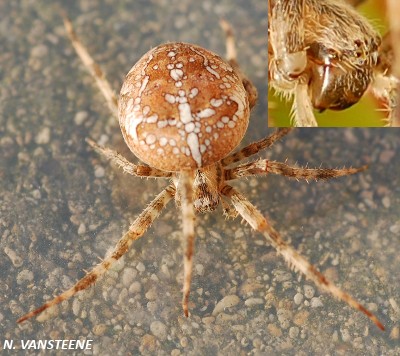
[179,171,196,317]
[18,184,176,323]
[219,19,258,109]
[221,184,385,331]
[221,128,292,166]
[63,15,118,118]
[86,139,172,178]
[221,197,238,219]
[225,160,368,181]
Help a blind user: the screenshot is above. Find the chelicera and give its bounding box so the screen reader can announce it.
[18,16,384,330]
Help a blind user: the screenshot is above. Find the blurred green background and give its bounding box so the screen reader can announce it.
[269,0,388,127]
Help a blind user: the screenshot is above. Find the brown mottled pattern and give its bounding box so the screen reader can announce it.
[118,43,250,171]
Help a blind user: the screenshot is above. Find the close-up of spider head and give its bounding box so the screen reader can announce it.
[268,0,400,127]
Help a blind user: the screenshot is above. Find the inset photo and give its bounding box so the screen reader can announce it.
[268,0,399,127]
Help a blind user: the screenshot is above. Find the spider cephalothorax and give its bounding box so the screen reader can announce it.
[18,16,384,331]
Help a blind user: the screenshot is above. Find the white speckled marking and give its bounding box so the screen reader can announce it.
[126,112,142,141]
[170,68,184,81]
[206,66,220,79]
[210,98,223,107]
[145,134,156,145]
[165,93,176,104]
[178,102,193,124]
[159,137,168,146]
[189,88,199,98]
[196,108,216,118]
[187,132,201,166]
[138,75,149,97]
[185,122,195,132]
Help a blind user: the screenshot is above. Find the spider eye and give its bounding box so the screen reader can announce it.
[118,43,250,172]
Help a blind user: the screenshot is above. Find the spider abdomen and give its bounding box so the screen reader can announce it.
[118,42,250,172]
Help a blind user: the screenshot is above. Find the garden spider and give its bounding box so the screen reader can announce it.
[18,16,384,330]
[268,0,399,127]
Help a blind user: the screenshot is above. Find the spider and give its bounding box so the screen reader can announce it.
[268,0,399,127]
[18,16,384,331]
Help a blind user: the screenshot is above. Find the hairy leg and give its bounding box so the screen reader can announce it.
[63,15,118,117]
[180,171,196,317]
[219,19,258,109]
[221,128,292,166]
[18,185,176,323]
[87,139,172,178]
[225,160,368,181]
[221,184,384,330]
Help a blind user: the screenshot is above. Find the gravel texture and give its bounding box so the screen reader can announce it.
[1,0,399,355]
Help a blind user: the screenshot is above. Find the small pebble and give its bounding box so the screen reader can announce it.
[202,316,215,325]
[4,247,23,267]
[212,295,240,316]
[16,269,34,284]
[293,310,309,326]
[94,165,105,178]
[310,297,323,308]
[277,308,292,329]
[74,111,89,125]
[267,323,282,337]
[341,328,351,342]
[121,267,137,287]
[147,301,157,314]
[390,326,399,340]
[289,326,299,338]
[145,288,157,301]
[150,320,167,341]
[382,196,391,208]
[35,127,51,144]
[129,281,142,294]
[140,334,157,352]
[31,44,48,57]
[77,223,86,235]
[245,297,264,307]
[32,189,41,199]
[389,223,400,234]
[93,324,107,336]
[294,293,304,305]
[195,263,204,276]
[304,285,315,299]
[136,262,146,272]
[180,336,188,348]
[72,298,81,316]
